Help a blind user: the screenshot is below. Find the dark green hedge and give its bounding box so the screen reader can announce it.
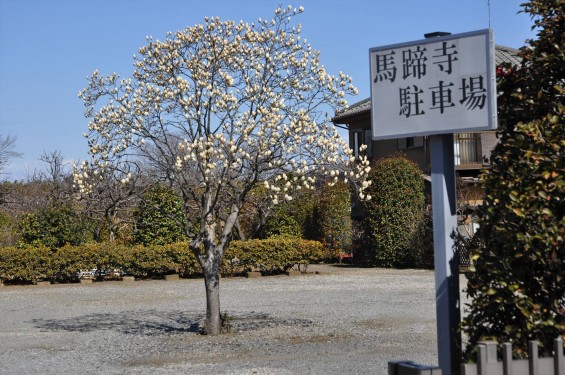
[0,238,325,284]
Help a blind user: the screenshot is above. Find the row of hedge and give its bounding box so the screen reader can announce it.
[0,238,326,284]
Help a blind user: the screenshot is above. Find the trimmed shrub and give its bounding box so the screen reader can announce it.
[364,156,427,267]
[0,238,325,283]
[165,242,201,277]
[227,237,325,274]
[52,243,127,281]
[0,246,53,284]
[120,243,199,278]
[122,244,177,278]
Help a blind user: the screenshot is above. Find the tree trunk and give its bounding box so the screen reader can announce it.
[108,229,116,243]
[234,218,246,241]
[202,261,221,335]
[196,203,239,335]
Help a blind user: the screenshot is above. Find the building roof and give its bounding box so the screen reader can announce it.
[495,45,521,66]
[333,45,521,124]
[333,98,372,123]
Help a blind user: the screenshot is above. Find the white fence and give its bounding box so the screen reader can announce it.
[461,337,564,375]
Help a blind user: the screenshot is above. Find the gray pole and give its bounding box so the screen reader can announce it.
[430,134,461,375]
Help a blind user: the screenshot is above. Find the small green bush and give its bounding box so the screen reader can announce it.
[261,182,351,262]
[317,180,352,259]
[17,203,93,250]
[263,213,302,238]
[132,186,189,245]
[0,246,53,284]
[121,243,200,278]
[165,242,201,277]
[0,211,17,247]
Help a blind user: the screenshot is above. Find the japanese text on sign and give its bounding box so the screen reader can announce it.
[369,29,497,140]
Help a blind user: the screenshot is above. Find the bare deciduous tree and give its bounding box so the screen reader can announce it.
[74,160,144,243]
[0,134,21,176]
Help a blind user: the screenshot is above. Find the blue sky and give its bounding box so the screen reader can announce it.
[0,0,534,180]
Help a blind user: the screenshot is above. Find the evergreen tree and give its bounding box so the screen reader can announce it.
[364,156,426,267]
[462,0,564,358]
[17,203,93,249]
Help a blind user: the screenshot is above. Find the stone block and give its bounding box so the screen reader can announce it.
[246,271,262,278]
[36,281,51,286]
[80,278,93,284]
[122,276,135,282]
[164,274,180,282]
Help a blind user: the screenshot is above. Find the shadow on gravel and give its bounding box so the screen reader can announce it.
[31,310,314,336]
[32,310,201,335]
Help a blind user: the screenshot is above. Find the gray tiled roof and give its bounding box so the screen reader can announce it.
[495,45,521,66]
[333,45,521,123]
[333,98,371,122]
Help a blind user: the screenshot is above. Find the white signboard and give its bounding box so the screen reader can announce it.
[370,29,496,140]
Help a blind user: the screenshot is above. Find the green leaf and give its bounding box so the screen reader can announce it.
[512,208,526,217]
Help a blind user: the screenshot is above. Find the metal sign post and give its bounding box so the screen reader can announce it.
[430,134,460,374]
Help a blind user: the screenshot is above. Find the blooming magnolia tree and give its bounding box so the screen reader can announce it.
[76,6,370,334]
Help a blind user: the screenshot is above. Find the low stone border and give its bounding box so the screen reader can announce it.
[0,265,340,288]
[286,270,302,277]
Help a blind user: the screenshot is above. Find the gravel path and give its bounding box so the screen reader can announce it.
[0,265,460,374]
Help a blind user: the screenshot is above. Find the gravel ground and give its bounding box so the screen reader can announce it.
[0,265,466,375]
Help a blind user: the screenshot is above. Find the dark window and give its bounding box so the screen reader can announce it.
[351,129,372,157]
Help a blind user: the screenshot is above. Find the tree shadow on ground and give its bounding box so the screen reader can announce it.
[32,310,202,335]
[31,310,314,336]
